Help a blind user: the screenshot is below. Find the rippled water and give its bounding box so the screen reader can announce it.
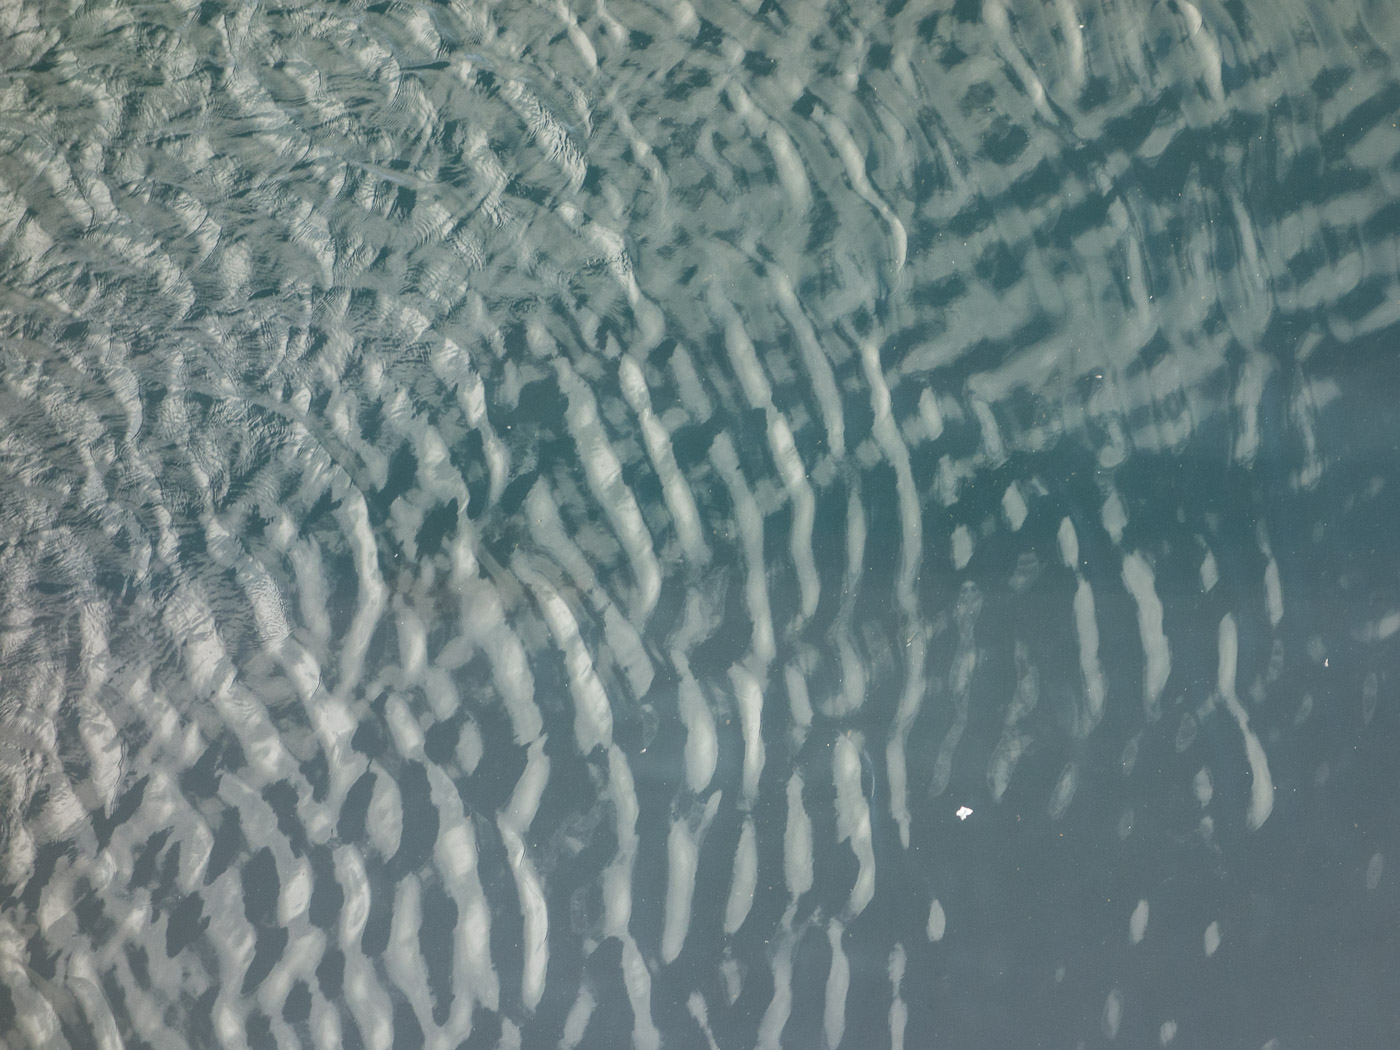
[2,0,1399,1047]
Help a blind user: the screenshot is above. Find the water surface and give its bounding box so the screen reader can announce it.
[2,0,1399,1047]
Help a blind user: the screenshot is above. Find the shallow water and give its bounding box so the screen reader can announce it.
[2,0,1399,1047]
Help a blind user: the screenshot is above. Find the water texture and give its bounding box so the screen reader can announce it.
[1,0,1399,1047]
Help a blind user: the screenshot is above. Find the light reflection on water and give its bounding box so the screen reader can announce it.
[1,0,1399,1047]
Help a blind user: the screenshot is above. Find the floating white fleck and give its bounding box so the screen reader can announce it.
[955,805,973,821]
[1204,920,1221,956]
[1160,1020,1177,1045]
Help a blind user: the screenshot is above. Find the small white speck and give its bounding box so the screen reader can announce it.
[956,805,973,820]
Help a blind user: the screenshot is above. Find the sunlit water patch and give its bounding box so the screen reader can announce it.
[2,0,1399,1048]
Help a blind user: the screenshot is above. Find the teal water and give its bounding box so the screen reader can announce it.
[1,1,1399,1047]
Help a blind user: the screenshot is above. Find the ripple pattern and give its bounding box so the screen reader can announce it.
[2,1,1400,1048]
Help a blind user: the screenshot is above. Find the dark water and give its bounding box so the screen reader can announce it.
[2,0,1399,1047]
